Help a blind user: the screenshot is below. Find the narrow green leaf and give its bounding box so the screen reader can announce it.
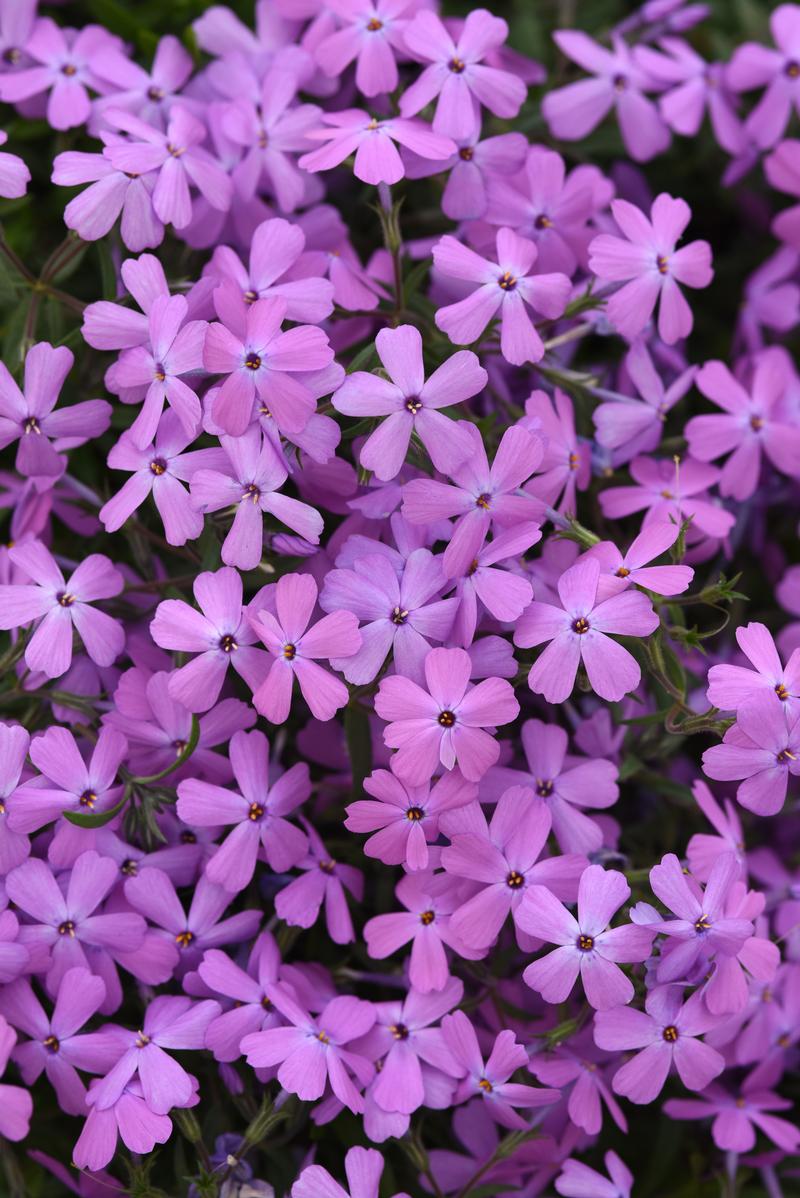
[64,790,129,829]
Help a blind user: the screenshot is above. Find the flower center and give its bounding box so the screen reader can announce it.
[750,415,764,431]
[147,85,165,101]
[243,482,261,503]
[135,1032,150,1048]
[475,492,491,509]
[317,1030,330,1043]
[391,606,409,625]
[405,396,422,413]
[506,870,524,889]
[121,859,138,876]
[367,16,383,30]
[61,63,77,77]
[3,48,20,65]
[150,457,167,475]
[153,364,166,382]
[173,739,188,756]
[449,56,465,73]
[167,143,186,158]
[420,909,435,925]
[57,592,76,607]
[283,643,297,660]
[319,859,336,874]
[535,214,553,229]
[248,802,265,821]
[176,930,194,948]
[660,488,674,499]
[786,60,800,77]
[578,934,594,951]
[219,634,238,653]
[694,914,711,932]
[656,255,669,275]
[612,73,627,91]
[572,617,590,634]
[406,806,424,821]
[43,1035,60,1054]
[58,921,76,937]
[497,271,517,291]
[478,1077,493,1092]
[23,416,40,434]
[536,779,553,797]
[438,710,456,727]
[390,1023,409,1040]
[777,748,796,764]
[662,1025,679,1042]
[245,353,262,371]
[459,146,474,161]
[79,789,97,808]
[181,830,197,844]
[568,451,580,470]
[243,289,258,304]
[261,995,271,1010]
[776,682,789,701]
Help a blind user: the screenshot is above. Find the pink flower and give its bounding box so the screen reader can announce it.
[299,109,456,185]
[433,227,571,365]
[514,555,659,703]
[583,523,694,600]
[702,691,800,816]
[275,819,363,945]
[588,193,713,343]
[727,6,800,148]
[375,646,519,784]
[0,20,117,130]
[0,1014,32,1141]
[249,573,361,724]
[315,0,414,97]
[706,620,800,714]
[556,1151,632,1198]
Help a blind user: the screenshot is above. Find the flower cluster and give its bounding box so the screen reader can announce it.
[0,0,798,1196]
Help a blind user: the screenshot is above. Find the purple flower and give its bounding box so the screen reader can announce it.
[727,7,800,148]
[433,228,571,365]
[6,850,147,995]
[90,995,219,1114]
[401,423,544,577]
[0,131,29,198]
[519,866,653,1011]
[450,523,540,649]
[242,986,375,1114]
[198,934,287,1062]
[52,144,163,250]
[3,966,121,1115]
[407,130,528,223]
[315,0,413,97]
[9,724,127,834]
[555,1152,632,1198]
[0,1014,32,1141]
[332,324,484,480]
[74,1078,176,1172]
[177,729,309,892]
[664,1078,800,1154]
[514,555,659,703]
[442,785,587,950]
[400,8,526,140]
[204,293,333,438]
[706,621,800,714]
[686,353,800,499]
[0,723,32,876]
[150,566,269,712]
[593,340,697,460]
[375,646,519,785]
[583,523,694,599]
[0,541,124,679]
[599,454,735,542]
[92,34,193,129]
[275,819,363,945]
[345,767,475,871]
[0,341,109,479]
[702,691,800,816]
[441,1010,559,1128]
[104,106,233,230]
[523,389,591,514]
[636,39,744,153]
[594,985,725,1103]
[543,31,669,161]
[321,548,458,685]
[764,138,800,249]
[687,780,747,883]
[529,1031,627,1135]
[249,572,360,724]
[292,1145,411,1198]
[0,20,116,130]
[299,109,456,185]
[589,194,713,343]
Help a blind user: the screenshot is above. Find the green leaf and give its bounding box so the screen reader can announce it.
[64,790,129,829]
[129,714,200,784]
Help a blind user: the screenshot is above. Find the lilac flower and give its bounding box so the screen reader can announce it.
[364,871,481,992]
[74,1078,176,1172]
[685,353,800,499]
[0,1014,32,1142]
[442,1011,559,1128]
[764,139,800,249]
[249,572,360,724]
[0,20,116,130]
[124,867,260,972]
[490,717,618,854]
[0,341,109,479]
[588,194,713,343]
[82,252,172,351]
[520,866,653,1011]
[737,246,800,352]
[635,39,744,153]
[399,8,527,140]
[0,723,32,876]
[100,411,220,546]
[315,0,413,97]
[350,979,463,1115]
[543,31,670,161]
[275,818,363,945]
[299,110,456,185]
[401,424,544,577]
[593,340,697,460]
[0,131,29,198]
[529,1031,628,1135]
[9,724,127,834]
[198,934,287,1062]
[0,541,124,679]
[52,143,163,250]
[242,986,375,1113]
[177,729,309,892]
[150,566,269,712]
[104,106,233,230]
[556,1152,632,1198]
[375,646,519,785]
[442,786,587,950]
[515,555,659,703]
[433,228,571,365]
[727,7,800,148]
[321,548,458,685]
[523,389,591,514]
[594,985,725,1103]
[3,967,120,1115]
[92,34,193,129]
[702,691,800,816]
[450,523,540,650]
[292,1145,411,1198]
[332,325,484,480]
[583,523,694,600]
[599,455,735,542]
[706,621,800,713]
[407,130,528,222]
[204,293,334,438]
[5,850,147,994]
[90,995,219,1114]
[664,1078,800,1154]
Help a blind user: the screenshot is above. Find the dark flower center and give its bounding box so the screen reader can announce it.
[615,566,631,578]
[535,213,553,229]
[150,457,167,475]
[175,930,194,948]
[578,934,594,951]
[405,396,422,413]
[283,643,297,660]
[3,48,20,65]
[506,870,524,889]
[167,143,186,158]
[478,1077,493,1091]
[219,634,238,653]
[243,289,258,304]
[498,271,517,291]
[663,1025,679,1042]
[181,830,197,844]
[475,492,491,509]
[121,859,138,876]
[776,682,789,701]
[656,255,669,275]
[61,63,77,76]
[459,146,474,161]
[23,416,40,434]
[319,859,336,874]
[391,606,409,625]
[750,415,764,431]
[243,482,261,503]
[248,802,265,821]
[572,617,590,634]
[79,789,97,808]
[613,73,627,91]
[536,779,553,797]
[390,1023,409,1040]
[147,85,165,101]
[43,1035,60,1054]
[58,921,76,937]
[420,909,435,925]
[173,739,188,756]
[694,914,711,932]
[245,353,262,371]
[57,591,76,607]
[261,995,271,1010]
[153,364,166,382]
[135,1032,150,1048]
[786,60,800,77]
[406,806,424,821]
[367,17,383,30]
[438,710,456,727]
[449,56,465,73]
[777,748,796,764]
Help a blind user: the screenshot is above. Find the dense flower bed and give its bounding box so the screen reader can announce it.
[0,1,798,1196]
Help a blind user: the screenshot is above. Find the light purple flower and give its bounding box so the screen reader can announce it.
[0,1014,32,1141]
[706,620,800,714]
[664,1078,800,1154]
[702,691,800,816]
[0,723,32,876]
[315,0,413,97]
[292,1144,411,1198]
[0,20,116,130]
[0,130,29,197]
[73,1078,177,1172]
[727,6,800,148]
[299,109,456,185]
[593,340,697,459]
[407,130,528,222]
[523,388,591,514]
[92,34,193,129]
[52,143,163,250]
[556,1151,632,1198]
[598,455,735,542]
[9,724,127,834]
[635,39,744,153]
[583,523,694,600]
